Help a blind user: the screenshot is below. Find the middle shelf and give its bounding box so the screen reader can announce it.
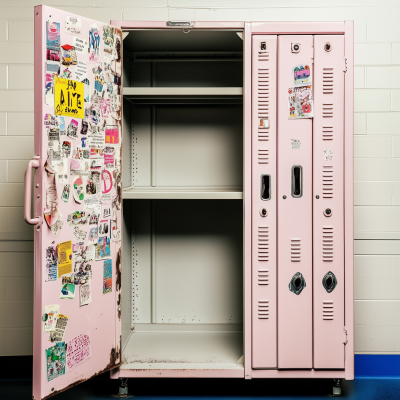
[122,186,243,200]
[123,87,243,102]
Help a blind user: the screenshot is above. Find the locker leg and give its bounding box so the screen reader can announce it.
[118,378,129,398]
[332,379,341,397]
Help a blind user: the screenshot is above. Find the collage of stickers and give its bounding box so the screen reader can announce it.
[288,64,314,119]
[42,16,122,382]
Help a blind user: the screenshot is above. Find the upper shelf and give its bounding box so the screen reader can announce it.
[122,186,243,200]
[123,87,243,102]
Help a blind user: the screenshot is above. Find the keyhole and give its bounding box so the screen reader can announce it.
[294,277,302,289]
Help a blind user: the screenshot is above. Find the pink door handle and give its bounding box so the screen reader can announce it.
[24,156,41,225]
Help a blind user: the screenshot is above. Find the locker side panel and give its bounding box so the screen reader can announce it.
[313,35,345,369]
[251,35,277,369]
[277,35,313,369]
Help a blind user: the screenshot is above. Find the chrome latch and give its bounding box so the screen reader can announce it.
[166,21,194,27]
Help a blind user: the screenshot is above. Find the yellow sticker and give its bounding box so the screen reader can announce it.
[54,77,84,119]
[57,240,72,278]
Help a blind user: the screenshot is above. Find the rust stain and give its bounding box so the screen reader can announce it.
[117,293,121,320]
[116,248,122,292]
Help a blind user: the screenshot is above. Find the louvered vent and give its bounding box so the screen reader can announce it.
[322,103,333,118]
[322,165,333,198]
[258,50,269,62]
[290,238,301,262]
[322,226,334,261]
[258,300,269,319]
[323,301,334,320]
[258,149,269,164]
[258,68,269,141]
[323,125,333,140]
[323,68,334,94]
[258,269,269,285]
[258,226,269,261]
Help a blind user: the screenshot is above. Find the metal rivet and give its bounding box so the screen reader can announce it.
[316,195,320,199]
[283,195,287,199]
[36,184,39,188]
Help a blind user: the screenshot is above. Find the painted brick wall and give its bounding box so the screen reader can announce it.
[0,0,399,355]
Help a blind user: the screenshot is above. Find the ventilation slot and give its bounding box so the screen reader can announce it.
[323,103,333,118]
[258,51,269,61]
[258,68,269,141]
[322,226,334,262]
[323,68,334,94]
[258,149,269,164]
[323,301,334,320]
[258,226,269,262]
[322,165,333,198]
[323,126,333,141]
[290,238,301,262]
[258,300,269,319]
[258,269,269,285]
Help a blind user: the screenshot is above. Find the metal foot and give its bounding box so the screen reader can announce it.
[332,379,341,397]
[118,378,129,398]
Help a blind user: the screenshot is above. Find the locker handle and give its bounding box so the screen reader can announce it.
[24,156,41,226]
[291,165,303,198]
[261,174,271,200]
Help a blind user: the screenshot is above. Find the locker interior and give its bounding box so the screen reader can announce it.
[120,30,245,369]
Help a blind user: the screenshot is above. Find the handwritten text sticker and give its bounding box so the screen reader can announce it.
[55,77,84,119]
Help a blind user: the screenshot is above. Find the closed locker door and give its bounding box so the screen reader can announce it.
[252,35,277,369]
[313,35,345,369]
[277,35,313,369]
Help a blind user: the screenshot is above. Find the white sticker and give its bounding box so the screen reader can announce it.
[74,60,87,81]
[65,16,82,35]
[291,139,301,150]
[73,36,88,54]
[323,148,334,161]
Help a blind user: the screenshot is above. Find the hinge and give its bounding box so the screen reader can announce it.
[312,46,314,64]
[343,327,348,345]
[343,57,347,73]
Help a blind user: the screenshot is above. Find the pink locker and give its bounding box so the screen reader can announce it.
[313,35,346,369]
[277,35,314,369]
[251,35,277,369]
[26,8,354,399]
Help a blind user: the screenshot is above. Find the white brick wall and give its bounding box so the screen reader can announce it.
[0,0,399,356]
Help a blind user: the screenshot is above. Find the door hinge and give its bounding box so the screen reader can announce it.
[343,58,347,73]
[312,46,315,63]
[343,327,348,345]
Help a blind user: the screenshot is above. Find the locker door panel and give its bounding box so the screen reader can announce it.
[313,35,345,369]
[277,35,313,369]
[251,35,277,369]
[31,6,123,400]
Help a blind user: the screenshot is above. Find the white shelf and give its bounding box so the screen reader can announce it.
[122,186,243,200]
[121,330,243,369]
[123,87,243,96]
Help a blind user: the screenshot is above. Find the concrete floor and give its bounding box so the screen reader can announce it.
[1,356,399,400]
[1,376,400,400]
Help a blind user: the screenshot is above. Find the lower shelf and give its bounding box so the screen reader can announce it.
[122,186,243,199]
[121,330,243,369]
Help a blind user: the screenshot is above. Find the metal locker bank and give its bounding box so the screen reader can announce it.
[25,6,354,399]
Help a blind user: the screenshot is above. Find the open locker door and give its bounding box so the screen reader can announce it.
[27,6,123,399]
